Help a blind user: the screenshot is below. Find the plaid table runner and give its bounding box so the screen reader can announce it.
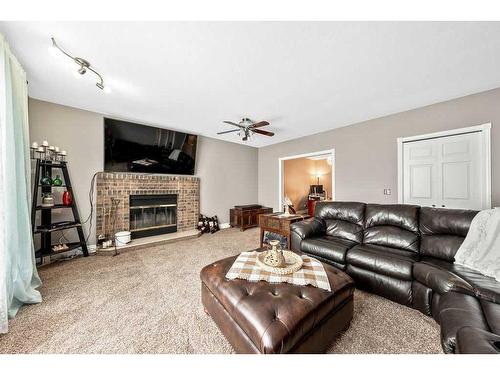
[225,251,331,291]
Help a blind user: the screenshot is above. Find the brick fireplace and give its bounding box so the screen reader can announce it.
[95,172,199,242]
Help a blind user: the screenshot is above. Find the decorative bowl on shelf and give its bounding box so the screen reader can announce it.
[41,193,55,207]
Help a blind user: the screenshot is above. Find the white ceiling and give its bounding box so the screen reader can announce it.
[1,21,500,147]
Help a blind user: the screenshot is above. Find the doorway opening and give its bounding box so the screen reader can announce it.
[278,149,335,216]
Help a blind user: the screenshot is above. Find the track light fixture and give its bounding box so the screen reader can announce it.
[50,37,110,93]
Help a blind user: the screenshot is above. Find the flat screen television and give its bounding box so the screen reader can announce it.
[104,118,198,175]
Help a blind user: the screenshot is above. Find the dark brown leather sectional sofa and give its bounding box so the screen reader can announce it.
[290,201,500,354]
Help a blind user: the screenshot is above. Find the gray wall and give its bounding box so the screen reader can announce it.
[196,136,258,223]
[28,98,258,245]
[258,87,500,210]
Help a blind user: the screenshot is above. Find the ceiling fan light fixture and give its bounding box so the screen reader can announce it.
[219,117,273,141]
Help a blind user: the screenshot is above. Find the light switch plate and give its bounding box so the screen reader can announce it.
[384,189,391,195]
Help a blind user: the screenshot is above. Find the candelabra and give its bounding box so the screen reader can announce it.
[31,140,67,162]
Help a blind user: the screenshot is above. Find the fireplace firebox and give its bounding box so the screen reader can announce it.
[129,194,177,239]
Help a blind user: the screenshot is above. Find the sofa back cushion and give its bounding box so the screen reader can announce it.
[363,204,420,252]
[314,201,365,243]
[419,207,478,261]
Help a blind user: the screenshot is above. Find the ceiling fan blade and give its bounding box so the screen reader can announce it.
[251,129,274,137]
[223,121,245,129]
[217,129,240,135]
[250,121,270,128]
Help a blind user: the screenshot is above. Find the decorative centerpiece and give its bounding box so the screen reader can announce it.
[257,240,303,275]
[263,240,286,267]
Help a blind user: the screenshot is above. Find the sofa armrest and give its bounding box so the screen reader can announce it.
[456,327,500,354]
[413,262,475,296]
[290,218,326,251]
[291,217,326,240]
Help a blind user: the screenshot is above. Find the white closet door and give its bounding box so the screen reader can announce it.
[439,132,482,209]
[402,132,485,210]
[403,138,439,207]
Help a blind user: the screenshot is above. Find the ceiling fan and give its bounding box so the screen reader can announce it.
[217,118,274,141]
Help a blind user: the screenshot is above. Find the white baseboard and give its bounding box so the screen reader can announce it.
[219,222,231,229]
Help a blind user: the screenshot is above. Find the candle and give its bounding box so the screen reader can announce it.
[49,146,55,151]
[61,150,67,155]
[30,142,38,159]
[54,146,60,152]
[36,146,45,160]
[42,140,49,147]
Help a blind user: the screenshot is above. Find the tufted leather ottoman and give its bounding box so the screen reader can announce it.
[200,255,354,353]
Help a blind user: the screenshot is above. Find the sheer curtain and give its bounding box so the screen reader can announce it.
[0,33,42,334]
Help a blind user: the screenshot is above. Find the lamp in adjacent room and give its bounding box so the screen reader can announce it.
[310,172,324,196]
[315,173,322,185]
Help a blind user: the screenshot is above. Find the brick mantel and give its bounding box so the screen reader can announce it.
[95,172,199,241]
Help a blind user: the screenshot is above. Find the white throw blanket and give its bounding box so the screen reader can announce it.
[454,208,500,281]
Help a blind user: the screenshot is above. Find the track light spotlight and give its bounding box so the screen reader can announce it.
[50,37,110,93]
[95,82,111,94]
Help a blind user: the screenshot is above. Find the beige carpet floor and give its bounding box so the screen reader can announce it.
[0,228,442,354]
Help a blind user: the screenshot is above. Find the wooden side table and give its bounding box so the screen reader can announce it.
[258,213,310,250]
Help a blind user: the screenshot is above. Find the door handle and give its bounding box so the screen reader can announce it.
[441,205,445,207]
[432,204,436,207]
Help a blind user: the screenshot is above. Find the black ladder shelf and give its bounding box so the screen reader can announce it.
[31,159,88,261]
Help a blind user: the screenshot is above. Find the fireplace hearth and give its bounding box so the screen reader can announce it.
[95,173,199,244]
[130,194,177,239]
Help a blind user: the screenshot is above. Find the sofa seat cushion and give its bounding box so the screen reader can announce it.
[301,236,357,264]
[346,244,418,281]
[437,292,489,353]
[418,256,500,304]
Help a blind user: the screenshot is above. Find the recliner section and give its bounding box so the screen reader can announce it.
[292,202,364,270]
[346,203,420,306]
[290,201,500,354]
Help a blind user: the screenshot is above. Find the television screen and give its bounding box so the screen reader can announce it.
[104,118,198,175]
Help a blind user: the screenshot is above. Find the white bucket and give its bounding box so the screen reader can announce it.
[115,231,131,247]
